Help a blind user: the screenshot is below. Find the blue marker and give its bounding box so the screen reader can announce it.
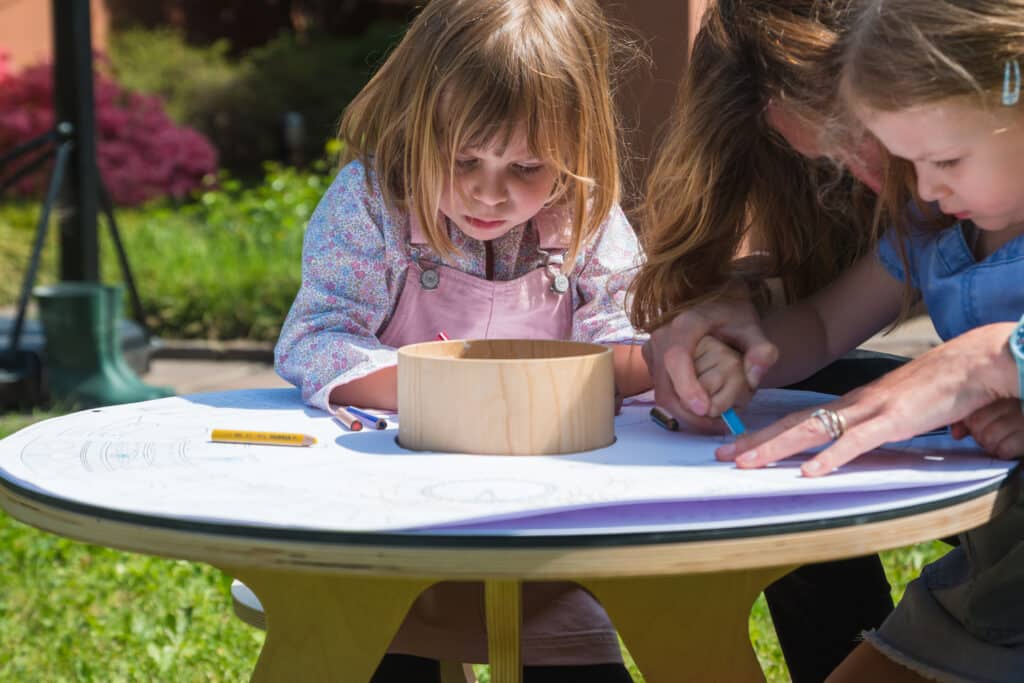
[346,406,388,430]
[721,408,746,436]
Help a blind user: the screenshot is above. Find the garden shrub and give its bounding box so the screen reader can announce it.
[0,57,218,206]
[107,24,401,175]
[107,28,236,125]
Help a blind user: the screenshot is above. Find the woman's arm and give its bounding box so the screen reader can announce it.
[642,253,903,431]
[759,253,904,388]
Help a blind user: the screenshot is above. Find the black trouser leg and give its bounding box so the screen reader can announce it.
[765,554,893,683]
[371,654,441,683]
[370,656,634,683]
[523,663,634,682]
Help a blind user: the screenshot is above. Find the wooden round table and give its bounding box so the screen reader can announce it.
[0,389,1016,682]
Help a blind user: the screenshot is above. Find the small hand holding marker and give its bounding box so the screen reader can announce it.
[651,336,749,435]
[650,406,745,435]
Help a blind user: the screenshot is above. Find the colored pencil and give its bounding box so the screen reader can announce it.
[722,408,746,436]
[210,429,317,446]
[346,406,387,430]
[331,406,363,432]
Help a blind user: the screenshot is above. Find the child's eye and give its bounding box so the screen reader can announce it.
[513,163,544,175]
[933,158,960,169]
[455,158,478,171]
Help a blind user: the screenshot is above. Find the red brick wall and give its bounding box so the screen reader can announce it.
[0,0,109,69]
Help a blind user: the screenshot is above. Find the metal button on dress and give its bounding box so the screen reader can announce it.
[420,268,440,290]
[551,273,570,294]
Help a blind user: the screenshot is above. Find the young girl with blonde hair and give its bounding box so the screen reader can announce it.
[275,0,645,679]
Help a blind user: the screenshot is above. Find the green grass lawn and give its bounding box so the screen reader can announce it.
[0,414,947,681]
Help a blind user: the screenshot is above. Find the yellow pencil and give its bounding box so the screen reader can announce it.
[210,429,317,447]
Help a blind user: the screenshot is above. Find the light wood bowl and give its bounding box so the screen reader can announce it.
[397,339,615,455]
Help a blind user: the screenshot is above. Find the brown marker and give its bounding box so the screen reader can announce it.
[649,406,679,432]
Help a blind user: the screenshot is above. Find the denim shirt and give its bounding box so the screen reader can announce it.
[877,222,1024,341]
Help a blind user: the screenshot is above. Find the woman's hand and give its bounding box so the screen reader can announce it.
[715,322,1018,476]
[951,398,1024,460]
[643,289,778,432]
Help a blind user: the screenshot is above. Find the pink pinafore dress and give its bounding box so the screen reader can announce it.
[379,213,622,665]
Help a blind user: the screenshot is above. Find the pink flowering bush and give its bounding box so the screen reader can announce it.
[0,55,217,206]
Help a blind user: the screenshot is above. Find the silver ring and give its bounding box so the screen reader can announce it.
[811,408,846,440]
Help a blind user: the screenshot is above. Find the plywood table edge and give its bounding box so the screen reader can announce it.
[0,476,1014,579]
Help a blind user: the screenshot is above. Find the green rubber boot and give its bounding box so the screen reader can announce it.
[101,284,173,400]
[33,282,166,408]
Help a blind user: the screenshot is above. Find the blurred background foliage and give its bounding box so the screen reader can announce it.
[107,23,400,176]
[1,151,339,341]
[2,1,405,341]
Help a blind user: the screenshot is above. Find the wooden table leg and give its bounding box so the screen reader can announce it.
[222,566,435,683]
[485,580,522,683]
[580,566,795,683]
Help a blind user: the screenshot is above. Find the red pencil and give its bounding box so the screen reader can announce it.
[331,405,363,431]
[436,331,449,341]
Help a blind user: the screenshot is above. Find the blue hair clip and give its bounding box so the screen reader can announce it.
[1003,59,1021,106]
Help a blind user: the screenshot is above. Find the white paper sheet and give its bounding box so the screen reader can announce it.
[0,388,1013,534]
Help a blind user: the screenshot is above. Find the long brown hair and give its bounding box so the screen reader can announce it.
[338,0,626,270]
[630,0,880,333]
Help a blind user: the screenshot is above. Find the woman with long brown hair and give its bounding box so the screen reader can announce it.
[630,2,900,681]
[632,0,893,433]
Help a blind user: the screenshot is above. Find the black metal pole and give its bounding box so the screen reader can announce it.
[52,0,100,282]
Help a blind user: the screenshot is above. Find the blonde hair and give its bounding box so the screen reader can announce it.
[841,0,1022,315]
[629,0,880,333]
[842,0,1024,114]
[339,0,624,269]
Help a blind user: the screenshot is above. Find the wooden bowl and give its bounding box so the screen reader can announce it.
[397,339,615,455]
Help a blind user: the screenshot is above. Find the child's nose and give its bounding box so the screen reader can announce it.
[471,174,508,206]
[916,167,951,202]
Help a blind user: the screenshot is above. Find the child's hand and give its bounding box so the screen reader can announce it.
[694,335,754,418]
[950,398,1024,459]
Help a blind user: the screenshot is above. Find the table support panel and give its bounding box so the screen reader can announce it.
[222,565,435,683]
[581,565,795,683]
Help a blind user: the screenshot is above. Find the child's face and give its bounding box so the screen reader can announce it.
[438,126,557,242]
[857,98,1024,233]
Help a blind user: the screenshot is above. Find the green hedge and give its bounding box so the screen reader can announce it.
[108,25,401,176]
